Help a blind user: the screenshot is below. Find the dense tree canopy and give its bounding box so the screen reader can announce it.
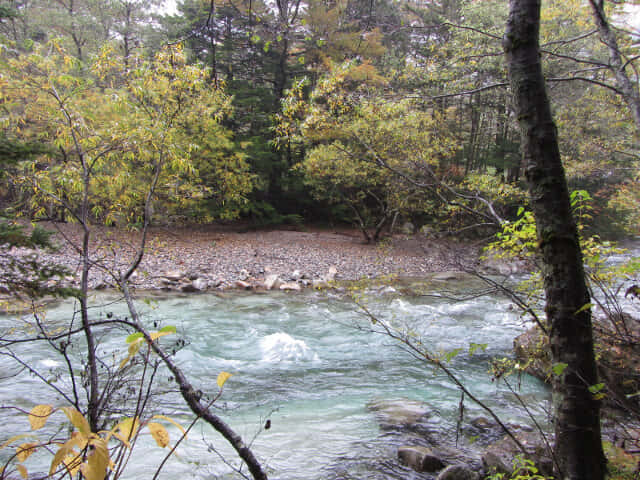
[0,0,637,234]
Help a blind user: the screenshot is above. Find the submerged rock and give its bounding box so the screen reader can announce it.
[367,397,434,431]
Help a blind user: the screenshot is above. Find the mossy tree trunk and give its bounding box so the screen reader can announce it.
[503,1,607,479]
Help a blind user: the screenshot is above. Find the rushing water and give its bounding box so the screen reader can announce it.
[0,277,551,479]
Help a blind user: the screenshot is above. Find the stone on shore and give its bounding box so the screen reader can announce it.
[263,274,282,290]
[279,282,302,291]
[192,278,208,291]
[235,280,252,289]
[163,270,185,282]
[324,266,338,282]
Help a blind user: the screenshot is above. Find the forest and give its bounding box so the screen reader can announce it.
[0,0,639,479]
[0,0,637,238]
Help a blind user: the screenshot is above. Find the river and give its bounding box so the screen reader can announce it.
[0,276,551,479]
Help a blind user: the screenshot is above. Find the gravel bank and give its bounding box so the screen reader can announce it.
[31,223,482,291]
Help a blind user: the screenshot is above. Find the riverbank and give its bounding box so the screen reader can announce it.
[30,222,485,291]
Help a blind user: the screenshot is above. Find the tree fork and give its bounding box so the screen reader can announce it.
[503,1,606,479]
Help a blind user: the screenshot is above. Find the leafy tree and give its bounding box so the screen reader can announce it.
[278,62,460,241]
[504,1,606,478]
[1,41,252,226]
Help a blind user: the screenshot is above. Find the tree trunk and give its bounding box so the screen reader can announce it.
[503,1,606,479]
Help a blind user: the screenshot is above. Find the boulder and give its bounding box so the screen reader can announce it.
[263,274,282,290]
[482,431,553,477]
[398,446,446,472]
[279,282,302,291]
[513,327,550,381]
[163,270,185,282]
[312,279,329,289]
[433,271,466,282]
[367,397,433,431]
[324,266,338,282]
[191,278,208,291]
[401,221,415,235]
[483,254,529,276]
[437,464,480,480]
[180,282,198,293]
[291,269,302,280]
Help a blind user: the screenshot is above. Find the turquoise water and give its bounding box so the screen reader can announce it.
[0,279,550,479]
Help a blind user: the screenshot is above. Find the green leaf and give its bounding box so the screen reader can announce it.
[517,206,525,216]
[574,303,593,315]
[444,348,462,362]
[126,332,143,343]
[159,325,176,334]
[468,343,487,356]
[552,362,568,376]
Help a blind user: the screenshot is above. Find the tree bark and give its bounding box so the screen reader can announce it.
[503,1,606,479]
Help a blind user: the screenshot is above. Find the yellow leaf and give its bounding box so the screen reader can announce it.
[29,404,53,430]
[16,443,38,462]
[17,464,27,480]
[149,330,173,341]
[63,453,82,476]
[217,371,233,388]
[62,407,91,435]
[79,435,109,480]
[147,422,169,448]
[151,415,186,435]
[128,337,143,355]
[112,417,140,447]
[50,440,77,476]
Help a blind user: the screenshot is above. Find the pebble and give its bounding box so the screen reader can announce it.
[24,223,480,292]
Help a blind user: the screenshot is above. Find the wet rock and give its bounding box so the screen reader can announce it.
[432,271,466,281]
[263,274,282,290]
[471,417,493,431]
[398,445,445,472]
[239,269,250,281]
[513,327,550,381]
[367,397,434,431]
[437,464,480,480]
